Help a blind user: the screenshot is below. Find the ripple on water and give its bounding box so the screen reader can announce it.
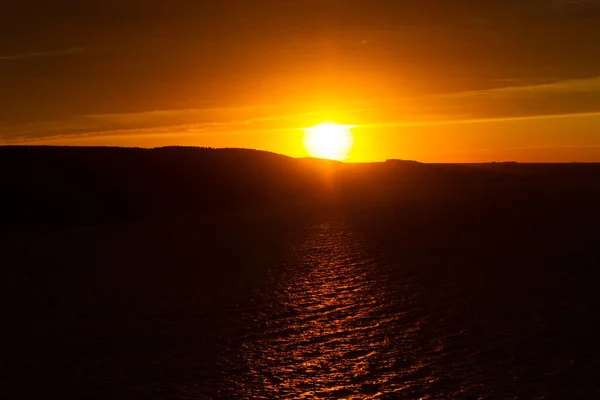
[219,216,428,398]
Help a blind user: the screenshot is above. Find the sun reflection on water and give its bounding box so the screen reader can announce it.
[222,216,425,398]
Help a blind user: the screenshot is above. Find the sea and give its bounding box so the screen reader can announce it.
[1,197,599,399]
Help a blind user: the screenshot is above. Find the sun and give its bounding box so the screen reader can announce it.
[302,122,355,160]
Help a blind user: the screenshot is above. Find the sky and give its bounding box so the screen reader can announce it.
[1,0,600,162]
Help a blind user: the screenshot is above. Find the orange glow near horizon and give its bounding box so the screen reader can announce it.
[302,122,355,160]
[3,2,600,164]
[13,109,600,163]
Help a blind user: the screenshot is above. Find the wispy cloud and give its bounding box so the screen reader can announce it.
[452,76,600,97]
[0,101,372,142]
[364,110,600,129]
[0,103,367,144]
[0,47,85,61]
[2,76,600,144]
[391,76,600,123]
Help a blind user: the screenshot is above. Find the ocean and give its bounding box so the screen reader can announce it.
[1,195,599,399]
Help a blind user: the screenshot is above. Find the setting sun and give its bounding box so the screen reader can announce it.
[302,122,355,160]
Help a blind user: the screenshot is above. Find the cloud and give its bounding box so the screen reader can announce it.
[394,76,600,123]
[0,102,369,144]
[459,76,600,96]
[0,47,85,61]
[2,76,600,144]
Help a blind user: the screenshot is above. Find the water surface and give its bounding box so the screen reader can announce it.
[2,206,599,399]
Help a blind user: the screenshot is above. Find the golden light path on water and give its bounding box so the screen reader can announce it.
[219,215,431,399]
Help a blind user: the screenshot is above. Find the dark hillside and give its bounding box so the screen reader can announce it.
[0,146,320,226]
[2,146,600,227]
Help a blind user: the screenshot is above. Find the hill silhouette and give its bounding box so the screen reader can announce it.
[0,146,320,226]
[1,146,600,227]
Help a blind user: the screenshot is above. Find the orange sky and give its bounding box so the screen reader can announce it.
[1,1,600,162]
[11,94,600,163]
